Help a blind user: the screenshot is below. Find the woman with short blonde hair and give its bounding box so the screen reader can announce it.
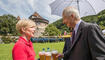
[12,19,36,60]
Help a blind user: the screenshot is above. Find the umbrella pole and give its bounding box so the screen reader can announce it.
[77,0,80,14]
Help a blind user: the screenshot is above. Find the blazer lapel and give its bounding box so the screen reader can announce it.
[70,21,84,50]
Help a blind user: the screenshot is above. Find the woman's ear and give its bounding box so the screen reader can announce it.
[21,27,26,33]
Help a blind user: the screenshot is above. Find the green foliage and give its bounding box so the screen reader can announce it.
[97,14,105,29]
[1,36,12,44]
[99,25,105,30]
[43,24,61,36]
[52,19,70,34]
[98,9,105,15]
[81,15,98,23]
[0,14,18,35]
[53,19,63,29]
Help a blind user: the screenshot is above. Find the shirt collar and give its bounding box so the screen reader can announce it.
[74,20,82,34]
[19,36,32,47]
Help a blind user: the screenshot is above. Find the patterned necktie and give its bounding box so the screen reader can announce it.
[72,30,75,44]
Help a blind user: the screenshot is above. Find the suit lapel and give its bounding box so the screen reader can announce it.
[70,21,84,50]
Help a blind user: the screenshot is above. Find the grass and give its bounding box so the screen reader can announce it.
[0,42,64,60]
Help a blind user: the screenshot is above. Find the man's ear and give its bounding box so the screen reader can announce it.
[71,14,74,18]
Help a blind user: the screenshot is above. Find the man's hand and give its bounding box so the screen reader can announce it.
[56,53,64,58]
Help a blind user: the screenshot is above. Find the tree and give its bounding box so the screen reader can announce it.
[81,15,98,23]
[0,14,18,35]
[52,19,70,34]
[97,14,105,29]
[43,24,61,36]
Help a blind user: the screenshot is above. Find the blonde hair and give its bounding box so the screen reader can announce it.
[62,6,80,19]
[16,19,36,33]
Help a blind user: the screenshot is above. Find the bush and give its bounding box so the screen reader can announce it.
[1,36,12,44]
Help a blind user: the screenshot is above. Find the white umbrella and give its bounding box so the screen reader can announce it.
[50,0,105,17]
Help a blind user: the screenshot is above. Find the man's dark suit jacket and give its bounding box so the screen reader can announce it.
[63,38,71,53]
[63,21,105,60]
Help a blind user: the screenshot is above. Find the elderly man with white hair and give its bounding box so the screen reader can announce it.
[57,6,105,60]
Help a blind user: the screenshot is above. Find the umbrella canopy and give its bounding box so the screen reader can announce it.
[50,0,105,17]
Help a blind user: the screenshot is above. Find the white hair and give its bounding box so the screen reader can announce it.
[62,6,80,19]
